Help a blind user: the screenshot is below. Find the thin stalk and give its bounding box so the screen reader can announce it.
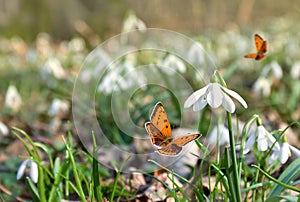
[252,165,300,193]
[227,112,242,202]
[64,139,87,202]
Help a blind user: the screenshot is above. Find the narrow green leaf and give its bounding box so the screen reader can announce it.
[92,132,103,201]
[268,157,300,197]
[265,195,298,202]
[25,177,40,202]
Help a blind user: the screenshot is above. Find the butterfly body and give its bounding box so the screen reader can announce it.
[145,102,201,156]
[244,34,267,61]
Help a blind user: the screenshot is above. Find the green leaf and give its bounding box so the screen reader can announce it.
[25,177,40,202]
[268,157,300,197]
[265,195,298,202]
[92,132,103,201]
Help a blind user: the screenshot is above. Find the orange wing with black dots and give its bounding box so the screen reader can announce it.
[156,144,182,155]
[173,134,201,147]
[244,34,267,61]
[145,122,166,147]
[149,102,171,138]
[145,101,201,156]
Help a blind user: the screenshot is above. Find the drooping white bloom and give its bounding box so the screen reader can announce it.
[68,37,86,53]
[184,83,248,113]
[161,55,186,74]
[5,85,22,112]
[122,12,146,33]
[244,125,280,154]
[290,62,300,79]
[187,42,206,66]
[48,98,70,116]
[289,145,300,157]
[253,61,283,97]
[207,124,229,146]
[0,121,9,136]
[253,77,272,97]
[16,159,38,183]
[269,142,290,164]
[261,61,283,79]
[97,58,146,94]
[42,57,67,80]
[269,142,300,164]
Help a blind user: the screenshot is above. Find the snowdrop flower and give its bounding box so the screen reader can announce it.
[16,159,38,183]
[98,57,146,94]
[253,77,272,97]
[187,42,206,66]
[289,145,300,157]
[122,12,146,33]
[261,61,283,79]
[161,55,186,74]
[5,85,22,112]
[48,98,69,116]
[184,82,247,113]
[36,32,52,58]
[253,61,283,97]
[68,37,85,53]
[207,124,229,146]
[0,121,9,136]
[269,136,300,164]
[268,142,290,164]
[42,57,67,80]
[244,125,280,154]
[290,61,300,79]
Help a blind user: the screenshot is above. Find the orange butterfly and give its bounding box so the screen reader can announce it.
[145,102,201,156]
[244,34,267,61]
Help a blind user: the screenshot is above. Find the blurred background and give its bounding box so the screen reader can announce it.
[1,0,299,41]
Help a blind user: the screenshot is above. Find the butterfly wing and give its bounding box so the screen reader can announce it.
[255,34,264,51]
[156,143,182,155]
[149,102,172,138]
[245,34,267,61]
[172,133,201,147]
[145,122,165,147]
[255,54,266,61]
[260,41,267,54]
[244,53,258,59]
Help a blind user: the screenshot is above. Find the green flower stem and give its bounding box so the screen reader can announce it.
[238,114,259,177]
[64,137,87,202]
[227,112,242,202]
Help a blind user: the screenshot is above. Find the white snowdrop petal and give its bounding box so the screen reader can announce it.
[279,143,290,164]
[256,128,268,151]
[222,93,235,113]
[30,160,39,183]
[253,77,271,97]
[266,132,280,150]
[268,151,279,164]
[17,159,29,180]
[270,61,283,79]
[0,121,9,136]
[184,85,209,108]
[257,138,268,151]
[193,96,208,111]
[289,145,300,157]
[207,124,229,145]
[244,133,256,154]
[207,83,223,108]
[221,86,248,109]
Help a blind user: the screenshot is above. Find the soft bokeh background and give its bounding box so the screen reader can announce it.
[1,0,299,40]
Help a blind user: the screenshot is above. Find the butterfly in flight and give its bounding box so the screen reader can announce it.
[244,34,267,61]
[145,102,201,156]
